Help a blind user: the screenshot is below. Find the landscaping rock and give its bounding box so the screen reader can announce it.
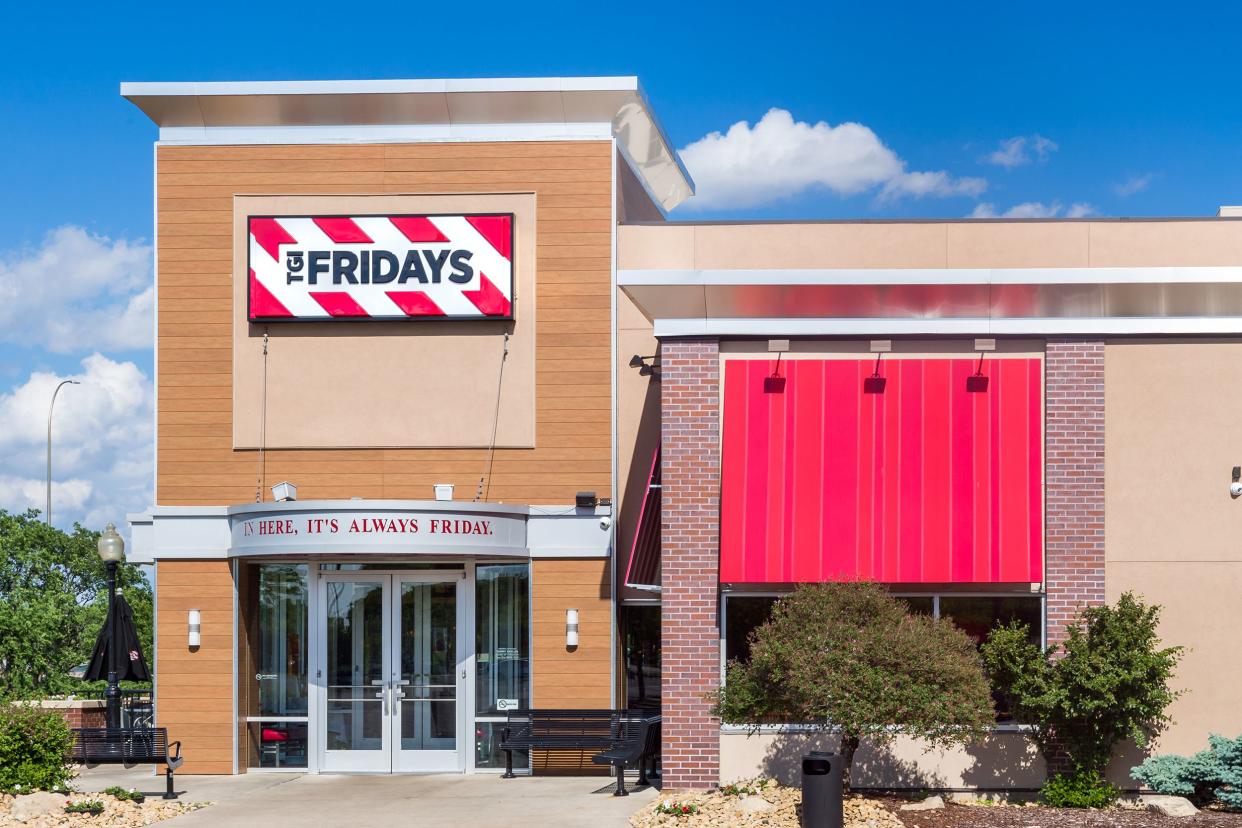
[631,781,903,828]
[900,796,945,812]
[733,795,775,815]
[1143,795,1199,817]
[0,791,208,827]
[9,793,66,823]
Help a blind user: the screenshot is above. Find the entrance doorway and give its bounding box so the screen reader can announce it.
[319,572,466,772]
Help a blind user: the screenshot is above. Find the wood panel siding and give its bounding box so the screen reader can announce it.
[156,560,235,774]
[155,140,614,506]
[530,557,613,773]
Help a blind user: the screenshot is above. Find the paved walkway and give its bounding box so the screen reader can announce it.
[75,765,656,827]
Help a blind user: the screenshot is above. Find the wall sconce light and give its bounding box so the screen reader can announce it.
[188,609,201,649]
[270,481,297,502]
[566,609,579,649]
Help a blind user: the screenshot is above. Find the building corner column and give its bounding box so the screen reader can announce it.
[659,338,722,790]
[1044,340,1106,650]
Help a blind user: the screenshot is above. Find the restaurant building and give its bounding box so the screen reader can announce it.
[124,77,1242,790]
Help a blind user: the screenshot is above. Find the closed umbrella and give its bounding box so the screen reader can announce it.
[84,591,150,683]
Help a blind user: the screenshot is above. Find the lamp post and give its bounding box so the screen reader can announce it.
[46,379,80,526]
[97,523,125,730]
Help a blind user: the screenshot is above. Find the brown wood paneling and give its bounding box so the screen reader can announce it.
[155,140,614,506]
[156,560,235,774]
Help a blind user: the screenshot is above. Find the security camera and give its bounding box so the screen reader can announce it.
[599,515,613,530]
[1231,482,1242,500]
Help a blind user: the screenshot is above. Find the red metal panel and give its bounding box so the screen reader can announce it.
[720,358,1044,584]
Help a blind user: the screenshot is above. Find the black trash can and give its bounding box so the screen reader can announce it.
[801,751,843,828]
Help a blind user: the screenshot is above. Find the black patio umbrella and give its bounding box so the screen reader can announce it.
[84,591,150,683]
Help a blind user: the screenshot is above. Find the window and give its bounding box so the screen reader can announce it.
[721,591,1044,725]
[474,564,529,769]
[938,597,1042,647]
[622,605,661,711]
[723,596,778,665]
[247,563,309,769]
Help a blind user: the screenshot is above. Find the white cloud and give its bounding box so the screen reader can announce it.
[0,353,153,531]
[1114,173,1154,197]
[970,201,1096,219]
[0,226,152,354]
[985,134,1058,168]
[677,108,986,210]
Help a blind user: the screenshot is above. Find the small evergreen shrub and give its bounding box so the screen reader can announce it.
[0,705,74,793]
[1042,768,1121,808]
[1132,733,1242,809]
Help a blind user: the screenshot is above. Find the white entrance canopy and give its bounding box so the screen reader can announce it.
[127,500,610,563]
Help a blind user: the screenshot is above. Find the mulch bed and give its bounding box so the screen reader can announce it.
[893,802,1242,827]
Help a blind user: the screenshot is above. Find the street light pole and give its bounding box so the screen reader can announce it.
[97,523,126,730]
[46,379,80,526]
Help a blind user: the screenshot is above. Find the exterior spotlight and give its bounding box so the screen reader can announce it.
[188,609,201,648]
[271,481,297,502]
[566,609,579,648]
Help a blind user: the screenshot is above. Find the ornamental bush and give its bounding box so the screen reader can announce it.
[711,581,996,792]
[1041,768,1121,808]
[0,704,74,793]
[1132,734,1242,809]
[981,592,1183,807]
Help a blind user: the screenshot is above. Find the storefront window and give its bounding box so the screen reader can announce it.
[246,721,309,770]
[257,564,309,717]
[474,564,529,769]
[724,596,778,664]
[722,591,1044,726]
[246,563,309,769]
[622,606,660,711]
[938,596,1042,647]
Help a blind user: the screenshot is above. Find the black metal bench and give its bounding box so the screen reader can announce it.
[591,715,661,796]
[69,728,183,800]
[499,709,625,779]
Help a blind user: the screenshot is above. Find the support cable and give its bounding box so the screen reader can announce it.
[255,330,269,503]
[475,330,511,502]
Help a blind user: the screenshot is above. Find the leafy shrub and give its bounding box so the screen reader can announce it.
[1042,768,1121,808]
[981,592,1182,802]
[65,800,105,815]
[103,785,146,803]
[0,705,74,793]
[712,582,996,792]
[1132,733,1242,809]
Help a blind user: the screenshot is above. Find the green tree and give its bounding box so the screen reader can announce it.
[0,509,152,699]
[981,593,1183,805]
[711,582,996,792]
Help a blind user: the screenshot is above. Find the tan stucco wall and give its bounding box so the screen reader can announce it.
[618,219,1242,270]
[616,290,659,600]
[720,732,1152,791]
[1105,339,1242,756]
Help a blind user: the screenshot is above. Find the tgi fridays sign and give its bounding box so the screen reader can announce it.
[229,506,528,557]
[247,213,514,321]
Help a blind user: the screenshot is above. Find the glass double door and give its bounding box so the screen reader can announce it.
[321,573,464,772]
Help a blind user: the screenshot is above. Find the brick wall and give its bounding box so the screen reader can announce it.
[1044,340,1106,649]
[659,338,722,790]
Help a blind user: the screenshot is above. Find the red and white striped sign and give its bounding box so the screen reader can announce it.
[247,213,514,321]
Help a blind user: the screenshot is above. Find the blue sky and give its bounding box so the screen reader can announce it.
[2,0,1241,530]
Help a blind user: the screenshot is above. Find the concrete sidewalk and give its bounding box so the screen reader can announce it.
[74,766,656,827]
